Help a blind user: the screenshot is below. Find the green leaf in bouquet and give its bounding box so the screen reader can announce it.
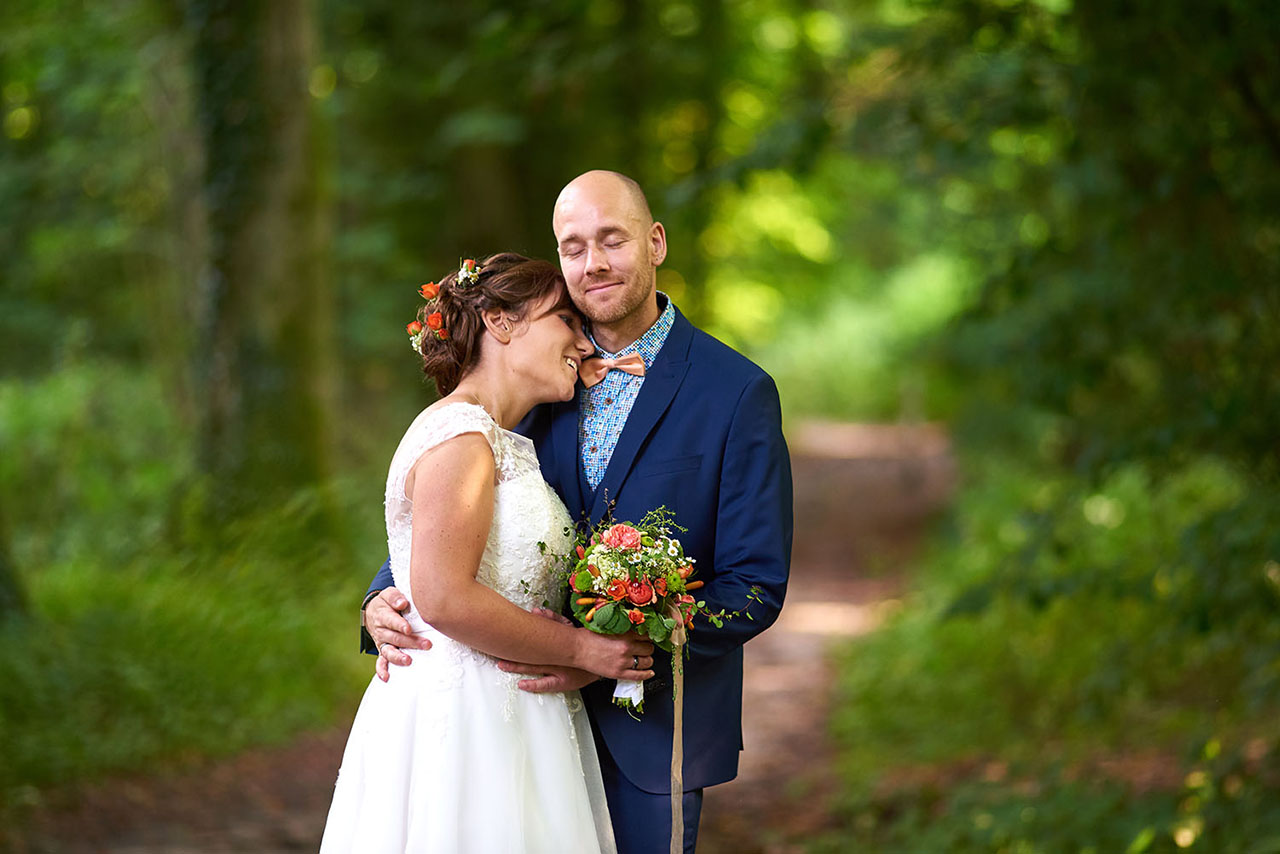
[604,606,633,634]
[588,602,631,635]
[643,611,671,645]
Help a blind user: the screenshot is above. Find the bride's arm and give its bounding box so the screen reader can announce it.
[406,433,653,681]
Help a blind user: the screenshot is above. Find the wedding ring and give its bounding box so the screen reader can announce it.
[633,655,639,670]
[379,642,393,655]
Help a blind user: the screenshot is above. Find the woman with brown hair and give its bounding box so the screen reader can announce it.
[320,253,650,853]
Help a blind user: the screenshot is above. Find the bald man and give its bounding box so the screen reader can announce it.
[364,171,793,853]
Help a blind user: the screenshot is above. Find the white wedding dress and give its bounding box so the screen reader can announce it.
[320,403,616,854]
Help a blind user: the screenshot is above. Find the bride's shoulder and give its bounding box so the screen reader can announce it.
[416,399,494,430]
[396,401,501,459]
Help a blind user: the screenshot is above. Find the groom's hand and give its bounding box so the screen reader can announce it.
[498,660,600,693]
[497,607,598,693]
[367,587,431,682]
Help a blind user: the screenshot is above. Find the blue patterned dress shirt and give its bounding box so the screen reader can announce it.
[578,294,676,491]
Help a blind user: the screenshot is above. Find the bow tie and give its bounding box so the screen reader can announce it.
[579,353,646,388]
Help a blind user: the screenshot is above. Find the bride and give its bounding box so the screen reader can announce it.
[320,253,655,853]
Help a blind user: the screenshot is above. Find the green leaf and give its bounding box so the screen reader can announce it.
[1125,827,1156,854]
[644,612,671,645]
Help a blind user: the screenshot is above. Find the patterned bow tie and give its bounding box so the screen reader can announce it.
[578,353,646,388]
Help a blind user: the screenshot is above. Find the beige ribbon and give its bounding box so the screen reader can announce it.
[668,605,687,854]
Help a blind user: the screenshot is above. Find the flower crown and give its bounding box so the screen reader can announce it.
[405,259,482,351]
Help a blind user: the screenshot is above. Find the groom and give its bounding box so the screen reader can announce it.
[363,170,793,853]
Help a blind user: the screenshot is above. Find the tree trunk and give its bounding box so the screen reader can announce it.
[186,0,335,516]
[0,503,26,622]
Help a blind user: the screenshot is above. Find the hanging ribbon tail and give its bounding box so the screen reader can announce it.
[668,604,687,854]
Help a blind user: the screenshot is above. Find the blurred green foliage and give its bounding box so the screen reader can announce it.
[0,364,379,818]
[1,0,1278,845]
[806,0,1280,848]
[809,746,1280,853]
[822,446,1280,849]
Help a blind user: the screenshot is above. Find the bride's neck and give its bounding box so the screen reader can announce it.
[450,371,529,431]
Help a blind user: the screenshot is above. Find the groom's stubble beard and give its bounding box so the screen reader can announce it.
[572,257,659,332]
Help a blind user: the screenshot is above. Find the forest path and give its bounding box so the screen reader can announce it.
[698,422,953,854]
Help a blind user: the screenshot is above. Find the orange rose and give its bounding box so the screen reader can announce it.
[426,311,443,331]
[419,281,439,299]
[627,579,655,606]
[406,321,423,335]
[606,579,628,601]
[655,577,668,597]
[627,609,644,625]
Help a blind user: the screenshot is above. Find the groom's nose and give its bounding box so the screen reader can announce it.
[584,243,610,274]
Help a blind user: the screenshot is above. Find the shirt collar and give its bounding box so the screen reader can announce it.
[591,292,675,369]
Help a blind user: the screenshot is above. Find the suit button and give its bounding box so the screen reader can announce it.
[605,397,613,404]
[590,445,598,453]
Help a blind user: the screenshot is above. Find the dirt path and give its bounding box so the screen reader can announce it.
[698,422,953,853]
[7,422,953,854]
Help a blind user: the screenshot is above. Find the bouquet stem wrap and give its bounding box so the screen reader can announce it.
[668,605,686,854]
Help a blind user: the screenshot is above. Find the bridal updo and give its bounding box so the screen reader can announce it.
[413,252,569,396]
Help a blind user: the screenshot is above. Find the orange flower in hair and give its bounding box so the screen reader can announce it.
[426,312,444,331]
[406,320,426,351]
[419,281,439,299]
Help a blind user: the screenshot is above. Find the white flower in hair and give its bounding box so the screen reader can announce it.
[458,258,482,287]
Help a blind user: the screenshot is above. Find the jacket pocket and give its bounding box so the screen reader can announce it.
[641,454,703,476]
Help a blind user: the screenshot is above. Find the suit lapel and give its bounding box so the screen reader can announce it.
[589,309,694,522]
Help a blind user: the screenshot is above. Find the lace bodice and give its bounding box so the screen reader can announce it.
[384,402,573,637]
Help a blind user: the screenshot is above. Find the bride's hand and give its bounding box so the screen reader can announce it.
[575,629,656,681]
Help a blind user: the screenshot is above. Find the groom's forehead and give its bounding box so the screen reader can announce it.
[555,201,642,239]
[555,186,646,235]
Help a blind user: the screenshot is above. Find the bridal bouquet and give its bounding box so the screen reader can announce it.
[562,508,746,713]
[559,507,756,853]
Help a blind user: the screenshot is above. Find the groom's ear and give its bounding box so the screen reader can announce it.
[480,308,513,344]
[649,221,668,267]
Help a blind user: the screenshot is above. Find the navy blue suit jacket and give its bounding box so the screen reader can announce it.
[367,307,793,793]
